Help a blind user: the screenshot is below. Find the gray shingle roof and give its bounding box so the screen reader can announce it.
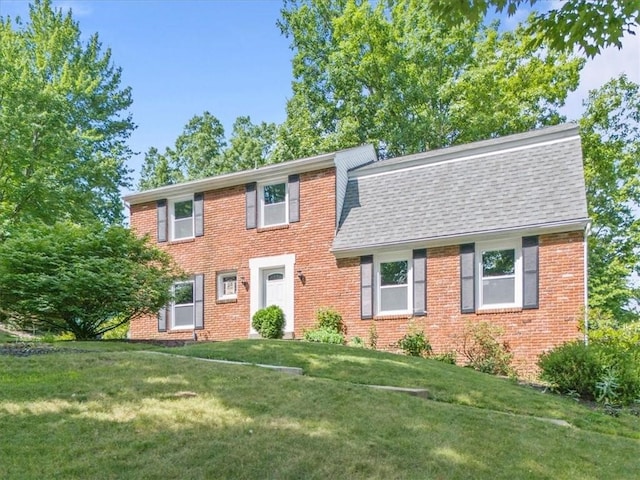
[332,124,589,254]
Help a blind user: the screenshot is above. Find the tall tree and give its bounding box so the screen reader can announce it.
[223,116,278,170]
[430,0,640,58]
[139,114,279,190]
[580,75,640,323]
[174,111,227,179]
[0,0,134,229]
[275,0,582,160]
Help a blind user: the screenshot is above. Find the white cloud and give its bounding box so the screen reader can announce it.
[561,32,640,121]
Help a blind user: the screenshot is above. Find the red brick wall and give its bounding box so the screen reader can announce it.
[337,231,585,376]
[129,167,345,341]
[129,169,584,376]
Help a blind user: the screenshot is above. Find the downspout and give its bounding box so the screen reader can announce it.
[583,221,591,345]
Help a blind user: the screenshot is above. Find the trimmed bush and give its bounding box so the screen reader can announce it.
[251,305,285,339]
[397,330,432,357]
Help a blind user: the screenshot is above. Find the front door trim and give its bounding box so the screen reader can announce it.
[249,254,296,334]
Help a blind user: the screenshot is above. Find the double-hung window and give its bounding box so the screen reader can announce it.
[477,240,522,309]
[260,181,287,227]
[375,253,412,315]
[172,280,195,329]
[171,197,194,240]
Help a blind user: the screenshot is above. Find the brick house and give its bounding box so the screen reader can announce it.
[124,123,589,374]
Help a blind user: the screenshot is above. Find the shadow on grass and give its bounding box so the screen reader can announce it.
[2,350,639,479]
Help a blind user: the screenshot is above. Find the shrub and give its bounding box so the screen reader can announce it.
[251,305,285,339]
[538,340,640,406]
[460,322,514,376]
[304,327,344,344]
[538,341,603,400]
[315,308,345,333]
[349,336,365,348]
[397,330,432,357]
[432,351,457,365]
[368,324,378,350]
[302,307,345,344]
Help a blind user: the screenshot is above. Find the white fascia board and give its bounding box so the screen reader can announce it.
[331,218,590,258]
[123,152,336,205]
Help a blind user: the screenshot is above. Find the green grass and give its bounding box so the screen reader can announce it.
[1,340,639,479]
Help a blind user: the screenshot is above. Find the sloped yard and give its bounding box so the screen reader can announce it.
[1,340,638,479]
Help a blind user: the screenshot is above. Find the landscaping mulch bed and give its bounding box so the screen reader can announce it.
[0,343,63,357]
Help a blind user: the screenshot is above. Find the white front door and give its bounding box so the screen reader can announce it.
[249,254,296,335]
[263,268,285,310]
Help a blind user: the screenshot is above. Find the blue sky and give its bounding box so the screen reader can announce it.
[1,0,638,191]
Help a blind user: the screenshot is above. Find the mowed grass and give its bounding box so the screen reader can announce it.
[1,340,638,479]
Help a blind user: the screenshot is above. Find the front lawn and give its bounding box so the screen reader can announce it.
[1,340,638,479]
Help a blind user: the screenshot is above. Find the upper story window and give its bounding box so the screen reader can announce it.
[171,197,194,240]
[375,253,412,316]
[260,181,288,227]
[477,240,522,309]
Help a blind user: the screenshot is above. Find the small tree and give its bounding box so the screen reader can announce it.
[0,221,181,340]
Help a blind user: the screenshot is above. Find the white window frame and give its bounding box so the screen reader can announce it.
[217,271,238,301]
[172,280,195,330]
[476,239,522,310]
[259,179,288,227]
[375,252,413,316]
[170,195,195,241]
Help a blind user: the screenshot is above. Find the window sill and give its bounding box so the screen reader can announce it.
[168,237,196,245]
[257,224,290,233]
[216,298,237,304]
[476,307,523,315]
[372,314,416,321]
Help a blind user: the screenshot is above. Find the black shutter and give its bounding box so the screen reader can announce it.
[288,174,300,223]
[158,306,167,332]
[194,193,204,237]
[157,199,168,243]
[413,249,427,315]
[522,236,539,309]
[194,274,204,329]
[246,183,257,229]
[360,255,374,319]
[460,244,475,313]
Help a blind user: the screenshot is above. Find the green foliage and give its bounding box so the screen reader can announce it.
[538,340,640,406]
[432,351,458,365]
[276,0,581,161]
[580,76,640,321]
[303,307,345,344]
[251,305,285,339]
[138,113,278,190]
[397,330,432,357]
[348,336,365,348]
[429,0,639,58]
[315,307,345,333]
[0,0,134,228]
[303,327,344,344]
[0,221,180,340]
[460,322,514,376]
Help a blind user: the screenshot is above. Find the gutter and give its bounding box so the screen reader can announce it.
[583,221,591,345]
[331,218,591,258]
